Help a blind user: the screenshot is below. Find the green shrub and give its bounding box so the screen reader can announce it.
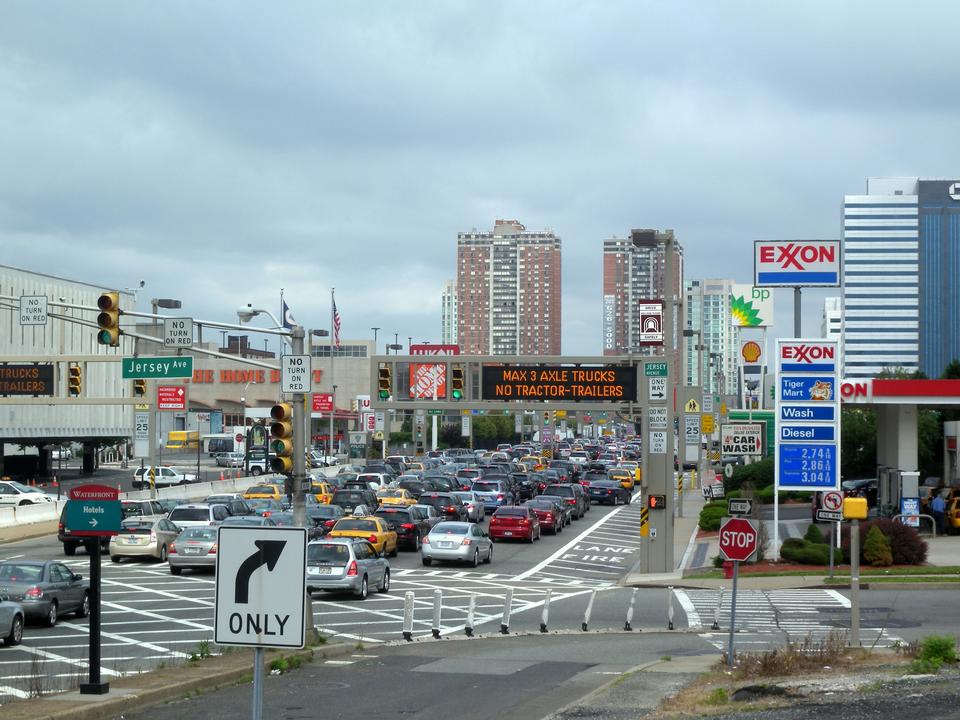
[840,519,928,565]
[863,525,893,566]
[804,523,826,544]
[755,485,775,503]
[726,457,774,492]
[910,635,958,673]
[699,505,726,532]
[780,538,831,565]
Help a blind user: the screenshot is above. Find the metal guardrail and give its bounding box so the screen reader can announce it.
[891,512,936,536]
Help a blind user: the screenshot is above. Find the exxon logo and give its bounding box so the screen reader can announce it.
[759,243,836,270]
[782,345,835,363]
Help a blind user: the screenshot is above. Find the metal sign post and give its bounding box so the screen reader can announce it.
[718,516,759,668]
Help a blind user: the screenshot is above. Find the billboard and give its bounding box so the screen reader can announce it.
[602,295,616,352]
[754,240,840,287]
[721,422,763,456]
[730,285,775,327]
[0,363,54,396]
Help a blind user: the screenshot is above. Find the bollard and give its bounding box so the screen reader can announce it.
[581,589,597,632]
[432,589,442,639]
[712,587,722,630]
[540,589,552,633]
[500,588,513,634]
[402,591,414,642]
[667,586,675,630]
[624,588,638,631]
[465,594,476,637]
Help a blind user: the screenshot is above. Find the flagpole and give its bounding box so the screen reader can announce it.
[329,287,336,462]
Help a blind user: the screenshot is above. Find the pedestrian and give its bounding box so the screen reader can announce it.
[930,492,946,536]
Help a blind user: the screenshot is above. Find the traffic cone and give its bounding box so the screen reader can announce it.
[51,475,58,487]
[219,470,224,482]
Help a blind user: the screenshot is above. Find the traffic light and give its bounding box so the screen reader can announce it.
[68,365,82,396]
[133,379,146,396]
[378,365,392,400]
[647,494,667,509]
[96,291,121,346]
[269,402,294,474]
[450,365,464,400]
[543,411,552,424]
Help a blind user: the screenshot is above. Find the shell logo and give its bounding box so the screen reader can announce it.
[741,341,762,364]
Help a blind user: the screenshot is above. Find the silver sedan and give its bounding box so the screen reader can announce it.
[421,522,493,568]
[0,599,24,646]
[453,491,485,522]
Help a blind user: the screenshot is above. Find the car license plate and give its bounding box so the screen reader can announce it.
[309,567,332,575]
[183,547,202,555]
[504,531,513,536]
[437,541,452,548]
[124,537,140,544]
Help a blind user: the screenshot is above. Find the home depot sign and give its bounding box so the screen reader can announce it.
[408,344,458,399]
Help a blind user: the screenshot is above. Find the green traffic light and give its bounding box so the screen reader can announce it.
[379,389,390,399]
[452,389,462,399]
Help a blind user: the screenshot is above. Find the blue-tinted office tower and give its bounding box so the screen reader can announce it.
[842,177,960,380]
[918,180,960,378]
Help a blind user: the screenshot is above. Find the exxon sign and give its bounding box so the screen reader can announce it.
[779,342,836,373]
[754,240,840,287]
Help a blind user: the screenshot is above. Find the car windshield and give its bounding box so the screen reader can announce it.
[247,486,275,494]
[0,563,44,582]
[308,544,351,563]
[333,492,365,502]
[271,513,295,525]
[494,508,527,517]
[120,520,154,531]
[247,499,278,509]
[418,496,451,507]
[8,481,32,492]
[308,506,340,518]
[471,482,500,492]
[224,517,263,525]
[432,522,468,535]
[179,527,217,541]
[378,490,404,498]
[333,519,377,532]
[544,486,573,497]
[169,508,210,521]
[376,509,409,520]
[453,492,474,501]
[121,504,145,517]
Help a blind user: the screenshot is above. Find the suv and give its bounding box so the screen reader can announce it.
[120,499,168,519]
[331,488,379,514]
[204,494,256,517]
[132,466,197,489]
[416,492,468,521]
[470,479,515,512]
[374,506,431,551]
[541,483,589,520]
[305,537,390,599]
[168,503,230,528]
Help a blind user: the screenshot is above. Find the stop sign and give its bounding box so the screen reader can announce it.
[718,517,759,562]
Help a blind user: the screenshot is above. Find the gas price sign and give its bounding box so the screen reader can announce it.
[480,365,637,402]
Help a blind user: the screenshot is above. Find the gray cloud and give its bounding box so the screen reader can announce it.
[2,1,958,352]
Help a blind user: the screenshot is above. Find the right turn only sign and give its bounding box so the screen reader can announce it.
[214,527,307,648]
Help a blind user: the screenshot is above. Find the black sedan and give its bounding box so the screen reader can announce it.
[586,479,632,506]
[0,560,89,626]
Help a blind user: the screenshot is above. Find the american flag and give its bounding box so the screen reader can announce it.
[332,297,341,348]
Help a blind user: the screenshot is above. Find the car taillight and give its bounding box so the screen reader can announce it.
[519,518,529,524]
[401,523,415,530]
[208,544,217,554]
[150,532,157,542]
[58,521,64,531]
[607,489,613,495]
[566,498,576,504]
[497,494,504,501]
[545,513,554,521]
[346,560,358,576]
[169,543,177,554]
[422,536,430,544]
[324,520,336,528]
[25,586,43,599]
[461,538,472,546]
[445,506,456,513]
[368,535,378,544]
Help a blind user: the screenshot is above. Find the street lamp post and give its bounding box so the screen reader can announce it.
[371,327,380,355]
[148,298,182,497]
[329,384,337,461]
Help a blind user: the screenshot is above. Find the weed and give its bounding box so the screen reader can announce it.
[909,635,957,674]
[660,655,672,662]
[726,630,850,678]
[269,654,306,675]
[704,687,729,705]
[158,661,167,670]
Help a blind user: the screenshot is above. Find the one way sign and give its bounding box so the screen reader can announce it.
[215,526,307,648]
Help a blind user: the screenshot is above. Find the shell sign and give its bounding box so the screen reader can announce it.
[741,340,762,365]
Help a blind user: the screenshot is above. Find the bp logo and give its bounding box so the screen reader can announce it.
[741,341,762,364]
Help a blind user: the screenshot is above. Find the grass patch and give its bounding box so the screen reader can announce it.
[829,576,960,584]
[269,654,307,675]
[703,687,729,705]
[726,631,851,678]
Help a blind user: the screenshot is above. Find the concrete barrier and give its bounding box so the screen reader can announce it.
[11,501,60,525]
[0,508,15,526]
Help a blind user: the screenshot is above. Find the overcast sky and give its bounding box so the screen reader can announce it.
[3,2,958,355]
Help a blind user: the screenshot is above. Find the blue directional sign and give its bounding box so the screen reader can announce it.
[780,425,835,442]
[778,444,837,489]
[781,405,835,421]
[776,340,840,492]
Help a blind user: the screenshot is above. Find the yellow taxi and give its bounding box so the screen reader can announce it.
[520,455,546,471]
[376,488,417,507]
[607,468,635,492]
[406,462,426,473]
[309,481,335,505]
[619,461,642,484]
[243,483,283,501]
[329,515,398,556]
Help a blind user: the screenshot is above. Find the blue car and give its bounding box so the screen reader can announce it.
[470,479,514,511]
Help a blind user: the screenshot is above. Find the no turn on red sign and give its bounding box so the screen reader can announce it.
[718,517,759,562]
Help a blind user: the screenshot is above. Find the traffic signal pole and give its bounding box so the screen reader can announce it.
[290,326,307,529]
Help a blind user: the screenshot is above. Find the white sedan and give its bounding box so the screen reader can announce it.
[0,481,57,507]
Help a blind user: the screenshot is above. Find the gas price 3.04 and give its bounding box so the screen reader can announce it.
[780,444,836,487]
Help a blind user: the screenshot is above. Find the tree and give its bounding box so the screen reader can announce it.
[863,525,893,567]
[841,407,876,478]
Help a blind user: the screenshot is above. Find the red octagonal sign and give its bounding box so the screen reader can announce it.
[718,517,759,562]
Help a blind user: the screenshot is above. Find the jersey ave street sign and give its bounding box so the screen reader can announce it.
[214,526,307,649]
[718,517,759,562]
[65,484,122,537]
[122,356,193,379]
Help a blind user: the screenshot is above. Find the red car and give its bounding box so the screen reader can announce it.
[523,499,563,535]
[488,506,541,543]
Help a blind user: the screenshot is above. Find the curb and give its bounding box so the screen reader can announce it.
[1,642,353,720]
[541,658,664,719]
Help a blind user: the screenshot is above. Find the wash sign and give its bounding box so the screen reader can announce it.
[775,339,840,492]
[754,240,840,287]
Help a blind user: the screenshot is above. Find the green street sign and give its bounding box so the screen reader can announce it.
[644,362,668,377]
[427,409,443,416]
[122,356,193,379]
[65,500,122,536]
